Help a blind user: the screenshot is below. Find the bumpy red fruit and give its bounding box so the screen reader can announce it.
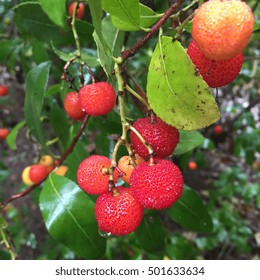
[192,0,254,60]
[79,82,116,116]
[130,159,183,210]
[130,116,179,159]
[187,40,244,88]
[77,155,118,195]
[94,187,144,236]
[29,164,50,184]
[64,92,86,121]
[68,2,85,19]
[0,85,9,96]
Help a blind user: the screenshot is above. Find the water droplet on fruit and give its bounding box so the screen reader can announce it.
[98,229,111,238]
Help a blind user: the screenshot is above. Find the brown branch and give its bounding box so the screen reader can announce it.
[120,0,184,62]
[58,114,90,166]
[3,114,90,206]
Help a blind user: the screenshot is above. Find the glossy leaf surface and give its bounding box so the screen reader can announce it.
[39,174,106,259]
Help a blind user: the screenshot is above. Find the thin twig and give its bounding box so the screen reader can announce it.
[120,0,184,62]
[4,115,90,206]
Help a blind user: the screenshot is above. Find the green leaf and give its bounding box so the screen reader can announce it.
[102,0,140,31]
[51,43,100,68]
[14,3,93,46]
[134,213,166,253]
[139,4,159,28]
[25,61,52,152]
[166,186,213,233]
[65,141,89,182]
[38,0,67,29]
[39,174,106,259]
[93,16,124,76]
[88,0,109,53]
[111,3,158,31]
[147,36,220,130]
[48,101,70,151]
[6,121,26,151]
[174,130,205,155]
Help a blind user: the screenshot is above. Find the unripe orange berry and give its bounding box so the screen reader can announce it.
[188,161,197,170]
[192,0,254,60]
[118,154,145,184]
[54,165,68,176]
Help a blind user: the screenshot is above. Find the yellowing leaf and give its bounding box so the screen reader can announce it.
[147,36,220,130]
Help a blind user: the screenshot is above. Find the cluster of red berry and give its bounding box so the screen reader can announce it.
[64,81,183,236]
[187,0,254,88]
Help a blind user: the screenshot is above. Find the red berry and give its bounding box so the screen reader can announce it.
[213,124,223,135]
[188,161,197,170]
[192,0,254,60]
[130,116,179,159]
[77,155,119,195]
[187,40,244,88]
[29,164,50,184]
[0,85,9,96]
[0,128,10,140]
[79,82,116,116]
[68,2,85,19]
[64,92,86,121]
[94,187,144,236]
[130,159,184,210]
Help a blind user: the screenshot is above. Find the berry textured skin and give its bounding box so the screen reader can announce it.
[29,164,50,184]
[0,85,9,96]
[64,92,86,121]
[79,82,116,116]
[118,154,145,184]
[68,2,85,19]
[0,128,10,140]
[130,116,179,159]
[94,187,144,236]
[187,41,244,88]
[77,155,118,195]
[192,0,254,60]
[130,159,184,210]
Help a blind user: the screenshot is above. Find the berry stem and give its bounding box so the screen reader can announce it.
[125,84,151,110]
[0,228,17,260]
[114,63,128,140]
[128,124,155,158]
[174,13,194,41]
